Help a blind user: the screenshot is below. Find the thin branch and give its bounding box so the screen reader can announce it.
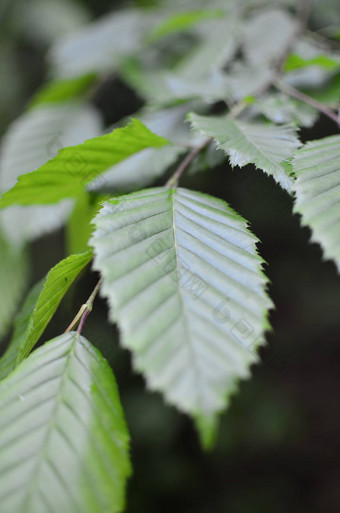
[166,100,248,188]
[65,278,102,334]
[166,137,212,188]
[275,78,340,126]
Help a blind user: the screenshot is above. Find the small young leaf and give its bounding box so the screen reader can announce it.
[28,73,97,109]
[147,9,223,42]
[293,135,340,272]
[284,53,340,72]
[189,113,301,192]
[0,119,169,208]
[91,187,272,444]
[14,251,92,365]
[0,331,131,513]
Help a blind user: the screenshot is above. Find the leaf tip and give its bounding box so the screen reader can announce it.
[194,414,219,451]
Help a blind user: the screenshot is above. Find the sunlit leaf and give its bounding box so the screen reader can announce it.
[0,119,169,207]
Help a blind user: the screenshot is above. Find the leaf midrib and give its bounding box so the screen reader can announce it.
[171,188,204,412]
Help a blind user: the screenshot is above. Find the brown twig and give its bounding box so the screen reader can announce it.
[166,137,212,188]
[275,78,339,126]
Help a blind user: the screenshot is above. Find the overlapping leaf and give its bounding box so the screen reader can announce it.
[121,58,230,105]
[0,331,131,513]
[121,10,238,106]
[91,187,272,446]
[0,119,169,208]
[0,103,102,245]
[17,251,92,364]
[189,113,301,192]
[89,104,196,192]
[254,93,318,128]
[66,193,101,254]
[293,135,340,272]
[0,251,92,380]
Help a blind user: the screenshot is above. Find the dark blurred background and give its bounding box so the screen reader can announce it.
[2,1,340,512]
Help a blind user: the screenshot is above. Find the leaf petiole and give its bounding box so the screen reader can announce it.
[65,278,102,334]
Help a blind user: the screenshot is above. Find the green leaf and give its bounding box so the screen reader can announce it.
[0,119,169,208]
[293,135,340,272]
[90,104,195,191]
[0,103,102,245]
[28,74,97,109]
[0,331,131,513]
[282,39,339,91]
[94,146,184,192]
[0,103,101,193]
[284,53,340,72]
[0,281,43,380]
[0,232,29,341]
[13,251,93,365]
[189,113,301,192]
[147,9,223,42]
[66,193,103,254]
[91,187,272,443]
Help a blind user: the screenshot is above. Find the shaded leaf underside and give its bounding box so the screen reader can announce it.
[0,332,131,513]
[91,187,272,443]
[293,134,340,272]
[189,113,301,192]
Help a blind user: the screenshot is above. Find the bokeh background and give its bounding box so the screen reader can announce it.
[1,1,340,512]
